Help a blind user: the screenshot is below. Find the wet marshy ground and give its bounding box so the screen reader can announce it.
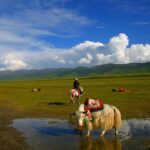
[10,118,150,150]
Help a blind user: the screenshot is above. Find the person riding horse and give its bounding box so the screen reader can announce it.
[73,78,83,95]
[73,78,79,89]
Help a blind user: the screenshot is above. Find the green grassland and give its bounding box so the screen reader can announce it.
[0,74,150,120]
[0,74,150,149]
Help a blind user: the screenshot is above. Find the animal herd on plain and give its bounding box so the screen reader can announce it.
[69,82,122,138]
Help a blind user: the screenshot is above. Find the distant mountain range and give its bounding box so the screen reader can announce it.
[0,62,150,80]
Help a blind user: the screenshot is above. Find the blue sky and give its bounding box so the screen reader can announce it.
[0,0,150,70]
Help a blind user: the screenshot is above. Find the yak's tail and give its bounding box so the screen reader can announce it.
[112,106,122,129]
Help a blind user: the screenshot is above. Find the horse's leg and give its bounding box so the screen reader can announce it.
[78,97,80,105]
[77,97,80,105]
[73,97,75,105]
[75,97,77,104]
[70,100,71,106]
[100,130,106,137]
[75,96,78,104]
[70,98,74,106]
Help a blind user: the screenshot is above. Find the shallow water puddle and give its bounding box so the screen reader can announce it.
[11,118,150,150]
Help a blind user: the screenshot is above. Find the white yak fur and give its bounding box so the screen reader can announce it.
[76,104,122,137]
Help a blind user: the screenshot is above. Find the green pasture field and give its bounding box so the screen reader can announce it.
[0,74,150,149]
[0,74,150,121]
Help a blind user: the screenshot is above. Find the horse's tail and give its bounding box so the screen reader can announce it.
[69,90,73,100]
[112,106,122,129]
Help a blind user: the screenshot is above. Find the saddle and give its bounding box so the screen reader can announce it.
[71,88,81,97]
[84,98,103,111]
[75,88,82,96]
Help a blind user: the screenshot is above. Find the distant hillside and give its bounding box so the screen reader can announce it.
[0,62,150,80]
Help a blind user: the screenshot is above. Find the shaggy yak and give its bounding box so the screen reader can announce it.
[71,98,122,137]
[69,86,83,105]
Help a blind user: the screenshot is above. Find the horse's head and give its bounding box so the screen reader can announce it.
[78,86,83,94]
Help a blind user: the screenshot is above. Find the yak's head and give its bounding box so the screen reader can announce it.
[77,104,92,134]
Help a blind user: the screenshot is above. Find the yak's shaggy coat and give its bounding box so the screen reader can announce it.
[75,104,122,137]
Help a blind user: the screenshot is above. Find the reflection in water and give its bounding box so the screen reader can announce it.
[10,118,150,150]
[80,137,122,150]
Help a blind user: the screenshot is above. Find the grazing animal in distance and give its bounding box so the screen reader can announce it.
[31,88,41,92]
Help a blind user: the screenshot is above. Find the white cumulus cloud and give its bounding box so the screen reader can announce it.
[73,40,104,50]
[127,44,150,62]
[0,33,150,70]
[78,53,93,64]
[0,55,27,71]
